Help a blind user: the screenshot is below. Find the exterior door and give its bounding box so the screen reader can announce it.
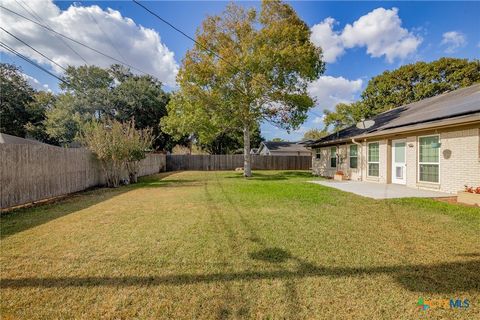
[392,139,407,184]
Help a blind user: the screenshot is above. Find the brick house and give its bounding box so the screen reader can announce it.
[308,84,480,194]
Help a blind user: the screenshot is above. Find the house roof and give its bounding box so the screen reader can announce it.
[261,141,310,153]
[0,133,47,145]
[309,84,480,147]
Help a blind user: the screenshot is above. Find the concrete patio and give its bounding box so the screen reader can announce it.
[308,180,452,199]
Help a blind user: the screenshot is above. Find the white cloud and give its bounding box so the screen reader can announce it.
[310,7,422,63]
[441,31,467,53]
[293,125,309,134]
[312,115,325,124]
[21,73,51,92]
[0,0,178,86]
[310,18,344,63]
[308,76,363,111]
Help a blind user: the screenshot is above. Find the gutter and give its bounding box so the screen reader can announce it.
[355,114,480,140]
[310,113,480,147]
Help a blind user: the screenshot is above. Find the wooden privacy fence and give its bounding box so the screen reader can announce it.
[166,155,311,171]
[0,144,166,209]
[1,147,310,209]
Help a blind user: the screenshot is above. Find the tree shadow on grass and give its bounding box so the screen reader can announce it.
[1,254,478,294]
[226,171,313,181]
[137,179,203,188]
[249,248,292,263]
[0,188,130,240]
[0,173,197,239]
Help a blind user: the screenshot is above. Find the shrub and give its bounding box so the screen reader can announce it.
[79,119,153,187]
[124,120,153,183]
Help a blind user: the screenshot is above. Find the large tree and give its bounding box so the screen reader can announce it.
[24,91,57,144]
[302,128,328,141]
[44,65,176,149]
[324,58,480,130]
[0,63,35,137]
[199,126,264,154]
[112,72,172,150]
[162,0,324,176]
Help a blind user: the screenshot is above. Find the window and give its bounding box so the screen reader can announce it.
[315,149,321,159]
[349,145,358,169]
[419,136,440,183]
[330,147,337,168]
[368,142,379,177]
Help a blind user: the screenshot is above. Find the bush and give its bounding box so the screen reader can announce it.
[79,119,153,187]
[124,121,153,183]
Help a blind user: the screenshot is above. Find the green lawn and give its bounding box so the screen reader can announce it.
[1,171,479,319]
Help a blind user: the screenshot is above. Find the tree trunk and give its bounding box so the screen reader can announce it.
[243,125,252,177]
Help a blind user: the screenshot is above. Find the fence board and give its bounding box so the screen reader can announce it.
[1,145,166,209]
[166,155,311,171]
[1,148,310,209]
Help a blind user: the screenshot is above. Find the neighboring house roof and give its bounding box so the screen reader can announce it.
[309,84,480,147]
[259,141,311,154]
[0,133,47,145]
[298,139,314,145]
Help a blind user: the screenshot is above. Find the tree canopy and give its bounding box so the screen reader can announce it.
[1,62,177,149]
[324,57,480,130]
[0,63,35,137]
[302,128,328,141]
[199,126,264,155]
[162,0,324,176]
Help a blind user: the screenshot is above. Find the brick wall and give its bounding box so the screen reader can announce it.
[311,126,480,194]
[312,144,362,180]
[439,128,480,193]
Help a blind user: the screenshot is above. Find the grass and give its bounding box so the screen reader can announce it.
[1,170,479,319]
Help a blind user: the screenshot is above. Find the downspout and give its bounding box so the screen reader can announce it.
[352,138,363,181]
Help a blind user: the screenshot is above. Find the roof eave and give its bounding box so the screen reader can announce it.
[309,113,480,147]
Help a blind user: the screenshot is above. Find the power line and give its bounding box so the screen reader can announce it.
[13,0,89,65]
[1,27,67,71]
[87,11,127,63]
[132,0,242,74]
[0,41,69,85]
[1,5,151,76]
[133,0,257,100]
[133,0,325,124]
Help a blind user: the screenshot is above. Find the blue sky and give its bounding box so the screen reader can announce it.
[1,0,479,141]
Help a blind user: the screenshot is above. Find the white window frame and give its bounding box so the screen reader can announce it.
[417,134,440,184]
[367,142,380,177]
[349,144,358,169]
[330,146,337,168]
[315,148,321,160]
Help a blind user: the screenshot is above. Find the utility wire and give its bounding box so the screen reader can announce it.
[13,0,89,65]
[87,11,127,63]
[0,41,69,85]
[133,0,327,122]
[1,27,67,71]
[132,0,242,74]
[1,5,151,76]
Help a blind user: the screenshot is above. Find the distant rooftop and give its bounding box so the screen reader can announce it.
[262,141,310,153]
[0,133,47,145]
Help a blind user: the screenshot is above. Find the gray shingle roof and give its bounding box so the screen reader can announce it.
[309,83,480,147]
[262,141,310,153]
[0,133,47,145]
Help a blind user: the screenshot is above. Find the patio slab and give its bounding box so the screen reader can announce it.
[308,180,452,199]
